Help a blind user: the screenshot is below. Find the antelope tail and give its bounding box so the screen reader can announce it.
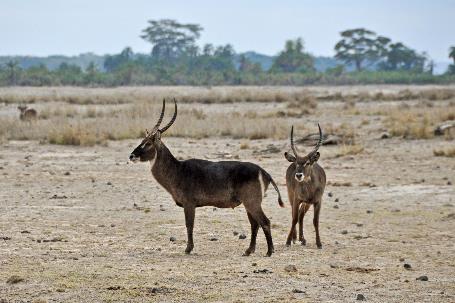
[261,169,284,208]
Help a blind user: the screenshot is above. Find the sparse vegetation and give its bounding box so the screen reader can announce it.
[334,144,364,157]
[384,104,455,139]
[433,147,455,157]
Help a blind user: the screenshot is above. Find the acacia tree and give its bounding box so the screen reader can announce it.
[270,38,314,73]
[141,19,203,60]
[334,28,390,71]
[379,42,425,72]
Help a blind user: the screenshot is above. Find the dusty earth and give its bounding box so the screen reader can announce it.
[1,94,455,302]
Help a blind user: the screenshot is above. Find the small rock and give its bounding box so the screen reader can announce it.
[7,275,24,284]
[448,181,452,186]
[210,237,218,241]
[233,231,239,236]
[333,205,339,209]
[213,208,217,211]
[159,205,165,211]
[285,265,298,272]
[169,237,176,242]
[334,198,339,202]
[399,258,405,262]
[239,234,247,240]
[107,182,112,186]
[20,230,30,234]
[341,230,348,235]
[252,262,257,267]
[110,224,115,227]
[1,236,11,240]
[381,132,390,139]
[106,286,122,290]
[328,192,333,197]
[64,171,71,176]
[253,269,272,274]
[404,264,412,270]
[356,294,366,301]
[147,286,172,294]
[292,289,305,294]
[356,223,363,227]
[420,179,425,183]
[366,210,373,214]
[416,275,428,281]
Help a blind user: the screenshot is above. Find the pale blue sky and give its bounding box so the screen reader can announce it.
[1,0,454,61]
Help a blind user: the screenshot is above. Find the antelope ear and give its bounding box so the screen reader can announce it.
[284,152,296,162]
[309,152,320,164]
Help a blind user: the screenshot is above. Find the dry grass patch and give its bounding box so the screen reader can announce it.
[317,88,455,102]
[384,105,455,139]
[0,101,294,145]
[334,144,364,158]
[433,147,455,158]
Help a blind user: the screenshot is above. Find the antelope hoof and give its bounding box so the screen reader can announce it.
[301,239,306,246]
[265,250,273,257]
[317,243,322,249]
[185,245,193,254]
[243,248,255,256]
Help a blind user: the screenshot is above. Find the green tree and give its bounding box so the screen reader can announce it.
[270,38,314,73]
[449,46,455,64]
[5,60,20,85]
[84,62,101,84]
[104,47,133,72]
[55,63,83,85]
[141,19,203,60]
[379,42,425,72]
[334,28,390,71]
[447,46,455,74]
[239,55,262,73]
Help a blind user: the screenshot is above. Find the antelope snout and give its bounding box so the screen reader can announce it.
[129,154,139,162]
[295,173,304,181]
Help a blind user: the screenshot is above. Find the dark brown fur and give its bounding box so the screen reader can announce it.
[18,106,37,121]
[284,125,326,248]
[130,100,283,256]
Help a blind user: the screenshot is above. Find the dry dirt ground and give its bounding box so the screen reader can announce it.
[1,88,454,302]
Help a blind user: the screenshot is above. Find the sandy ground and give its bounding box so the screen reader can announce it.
[1,97,455,302]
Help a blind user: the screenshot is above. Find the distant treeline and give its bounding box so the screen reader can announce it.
[1,20,454,86]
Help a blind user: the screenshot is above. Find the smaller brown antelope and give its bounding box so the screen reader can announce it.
[18,106,37,121]
[284,124,326,248]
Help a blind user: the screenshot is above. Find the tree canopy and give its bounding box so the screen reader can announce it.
[270,38,314,73]
[334,28,390,71]
[141,19,203,60]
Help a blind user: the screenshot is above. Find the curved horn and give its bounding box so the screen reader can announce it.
[309,123,323,155]
[290,125,299,157]
[149,99,166,135]
[159,98,177,133]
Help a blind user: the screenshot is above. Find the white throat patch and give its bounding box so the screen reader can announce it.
[150,155,157,170]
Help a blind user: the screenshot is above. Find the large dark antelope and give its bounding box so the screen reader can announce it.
[284,124,326,248]
[17,105,37,121]
[129,99,284,257]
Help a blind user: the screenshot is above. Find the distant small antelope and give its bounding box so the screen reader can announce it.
[284,124,326,248]
[129,99,284,257]
[17,105,37,121]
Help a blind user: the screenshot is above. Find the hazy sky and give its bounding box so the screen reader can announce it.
[1,0,454,61]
